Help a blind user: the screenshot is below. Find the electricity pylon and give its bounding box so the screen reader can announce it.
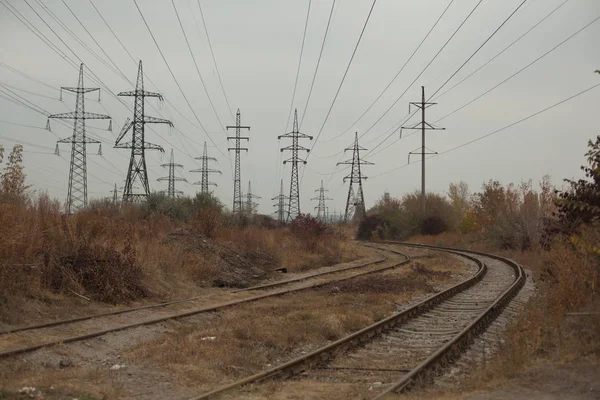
[244,181,261,215]
[337,133,373,223]
[272,179,288,223]
[226,109,250,214]
[110,183,119,204]
[401,86,444,216]
[311,180,332,221]
[190,141,221,194]
[279,109,312,222]
[48,63,111,214]
[157,149,186,198]
[115,60,172,203]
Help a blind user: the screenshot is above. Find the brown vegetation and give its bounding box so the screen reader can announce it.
[0,144,358,325]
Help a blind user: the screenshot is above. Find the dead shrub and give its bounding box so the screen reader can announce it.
[289,213,330,251]
[191,207,222,239]
[44,241,146,304]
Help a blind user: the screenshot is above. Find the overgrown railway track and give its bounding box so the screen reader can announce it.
[190,242,525,399]
[0,244,410,358]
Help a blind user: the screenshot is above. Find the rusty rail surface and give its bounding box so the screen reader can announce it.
[189,244,488,400]
[0,245,410,359]
[0,252,388,336]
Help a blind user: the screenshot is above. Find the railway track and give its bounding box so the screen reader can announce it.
[0,244,410,359]
[190,242,525,399]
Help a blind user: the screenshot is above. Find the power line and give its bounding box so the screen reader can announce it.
[321,0,454,144]
[432,0,571,101]
[299,0,336,128]
[428,0,528,100]
[284,0,312,133]
[196,0,234,120]
[170,0,228,130]
[133,0,227,158]
[372,82,600,179]
[435,13,600,123]
[307,0,377,162]
[321,0,483,154]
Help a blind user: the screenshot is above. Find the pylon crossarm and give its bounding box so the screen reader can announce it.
[118,90,163,99]
[61,86,99,94]
[48,111,110,120]
[115,118,133,145]
[144,116,173,126]
[226,136,249,141]
[228,147,248,151]
[194,181,217,186]
[279,132,313,140]
[190,168,221,173]
[145,143,165,152]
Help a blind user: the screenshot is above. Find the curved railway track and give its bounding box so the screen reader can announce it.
[0,244,410,359]
[190,242,525,399]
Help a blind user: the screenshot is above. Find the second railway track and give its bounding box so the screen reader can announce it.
[0,244,410,359]
[191,242,525,400]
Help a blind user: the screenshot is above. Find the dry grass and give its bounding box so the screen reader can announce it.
[123,252,467,391]
[0,192,361,327]
[407,227,600,392]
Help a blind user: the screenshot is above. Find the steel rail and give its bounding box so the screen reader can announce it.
[373,242,526,397]
[1,252,387,336]
[189,245,487,400]
[0,246,410,359]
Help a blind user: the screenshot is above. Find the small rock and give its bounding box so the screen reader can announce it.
[110,363,126,370]
[59,358,73,369]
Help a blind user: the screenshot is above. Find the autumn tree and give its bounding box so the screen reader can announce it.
[0,144,27,202]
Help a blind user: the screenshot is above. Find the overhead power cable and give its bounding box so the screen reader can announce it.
[306,0,377,163]
[435,13,600,123]
[432,0,571,101]
[170,0,227,130]
[321,0,454,143]
[133,0,228,158]
[284,0,312,133]
[299,0,337,128]
[372,82,600,179]
[428,0,528,100]
[341,0,484,148]
[196,0,234,120]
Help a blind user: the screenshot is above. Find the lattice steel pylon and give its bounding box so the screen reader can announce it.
[226,109,250,214]
[279,109,312,222]
[115,60,172,203]
[190,141,221,194]
[311,180,332,221]
[244,181,261,215]
[272,179,288,223]
[111,183,119,204]
[157,149,187,198]
[48,63,111,214]
[337,133,374,223]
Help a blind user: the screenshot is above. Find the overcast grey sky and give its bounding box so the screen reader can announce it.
[1,0,599,215]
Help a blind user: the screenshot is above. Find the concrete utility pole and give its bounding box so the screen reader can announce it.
[226,109,250,215]
[337,133,373,223]
[48,63,111,214]
[401,86,444,216]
